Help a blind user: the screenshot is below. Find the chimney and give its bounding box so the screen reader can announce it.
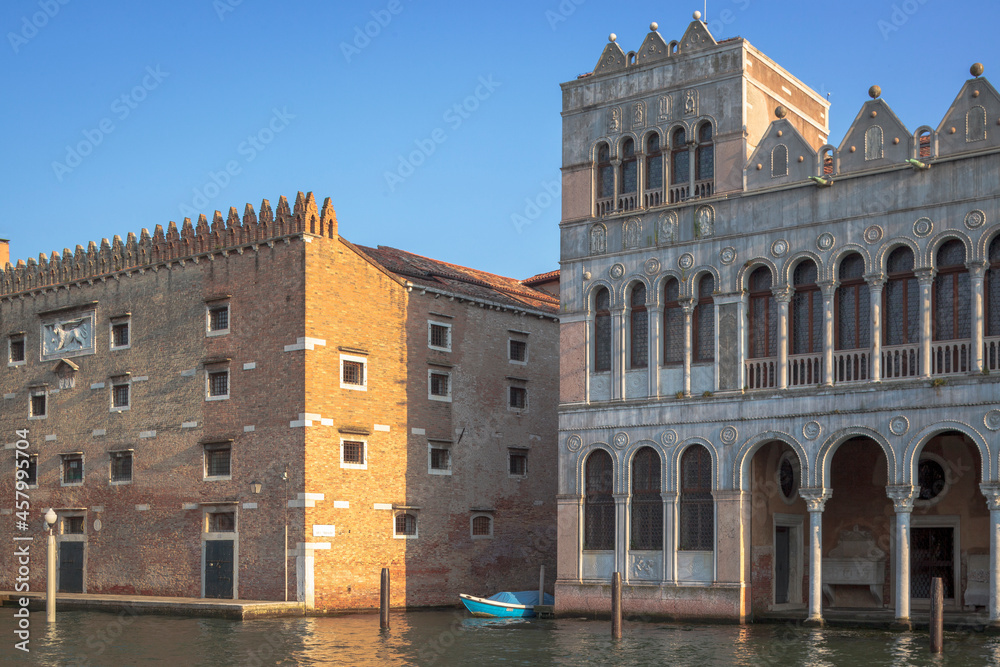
[0,239,9,267]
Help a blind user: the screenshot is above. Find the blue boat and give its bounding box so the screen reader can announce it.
[459,591,554,618]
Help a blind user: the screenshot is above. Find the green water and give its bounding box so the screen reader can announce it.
[3,609,1000,666]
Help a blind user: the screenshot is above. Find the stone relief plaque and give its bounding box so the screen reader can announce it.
[717,306,739,391]
[965,210,986,230]
[40,311,95,361]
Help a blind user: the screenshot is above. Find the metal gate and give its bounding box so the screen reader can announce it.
[911,527,954,599]
[775,526,790,604]
[58,542,84,593]
[204,540,234,599]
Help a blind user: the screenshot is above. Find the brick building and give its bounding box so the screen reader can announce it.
[556,13,1000,626]
[0,191,559,610]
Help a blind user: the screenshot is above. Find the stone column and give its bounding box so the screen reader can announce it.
[916,269,935,378]
[611,158,622,210]
[799,488,832,626]
[980,484,1000,624]
[612,308,625,400]
[650,304,663,397]
[969,261,988,373]
[773,287,793,390]
[887,485,917,628]
[662,491,677,583]
[866,273,886,382]
[818,280,837,385]
[680,298,695,397]
[614,493,629,580]
[687,141,697,197]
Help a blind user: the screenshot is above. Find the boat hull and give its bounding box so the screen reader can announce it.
[459,594,536,618]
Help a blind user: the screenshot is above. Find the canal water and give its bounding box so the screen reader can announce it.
[4,609,1000,666]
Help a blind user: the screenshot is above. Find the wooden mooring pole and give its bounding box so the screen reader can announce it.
[538,565,545,605]
[611,571,622,640]
[930,576,943,654]
[380,568,390,631]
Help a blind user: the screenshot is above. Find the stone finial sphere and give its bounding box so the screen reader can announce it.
[971,63,985,77]
[693,11,702,20]
[868,85,881,99]
[775,105,787,119]
[609,33,617,42]
[650,22,658,31]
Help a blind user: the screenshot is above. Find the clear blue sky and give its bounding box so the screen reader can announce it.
[2,0,996,280]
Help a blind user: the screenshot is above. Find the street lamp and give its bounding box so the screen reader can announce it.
[44,508,57,623]
[250,480,262,495]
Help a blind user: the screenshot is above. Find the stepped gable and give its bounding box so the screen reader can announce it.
[746,112,819,190]
[936,69,1000,157]
[358,245,559,314]
[837,90,911,174]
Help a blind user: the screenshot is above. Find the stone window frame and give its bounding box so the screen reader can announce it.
[776,450,800,505]
[61,452,84,487]
[59,511,87,536]
[8,332,26,366]
[393,510,419,540]
[205,298,231,337]
[339,353,368,391]
[205,367,230,401]
[109,449,134,485]
[428,369,452,402]
[508,447,528,479]
[428,320,452,352]
[110,375,131,412]
[508,337,528,365]
[471,513,494,540]
[29,387,47,420]
[340,437,368,471]
[203,442,232,481]
[427,440,452,476]
[508,384,528,412]
[109,314,131,351]
[914,451,954,508]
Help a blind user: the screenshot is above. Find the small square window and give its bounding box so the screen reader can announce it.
[111,382,130,410]
[24,454,37,487]
[207,304,230,335]
[30,392,47,419]
[208,511,236,533]
[428,321,452,351]
[111,451,133,483]
[204,444,231,479]
[394,512,418,539]
[429,444,451,475]
[509,449,528,477]
[341,439,367,469]
[472,515,493,538]
[429,371,451,402]
[62,454,83,485]
[509,339,527,363]
[340,354,368,391]
[207,370,229,400]
[509,386,527,410]
[111,320,130,349]
[64,516,85,535]
[9,335,25,365]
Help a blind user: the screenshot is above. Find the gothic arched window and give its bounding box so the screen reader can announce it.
[748,267,777,359]
[630,283,648,369]
[679,445,713,551]
[594,288,612,373]
[772,144,788,177]
[693,274,715,362]
[696,122,714,182]
[646,134,663,191]
[663,278,683,366]
[835,253,871,350]
[597,143,613,199]
[584,450,615,551]
[630,447,662,551]
[884,247,919,345]
[934,240,970,341]
[987,236,1000,337]
[791,261,822,355]
[671,128,689,186]
[620,138,637,211]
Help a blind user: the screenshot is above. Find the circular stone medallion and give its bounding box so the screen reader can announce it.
[771,239,789,257]
[644,257,661,275]
[913,218,933,238]
[864,225,884,244]
[985,410,1000,432]
[566,434,583,452]
[966,210,986,230]
[720,425,738,445]
[889,416,910,436]
[609,263,625,279]
[720,247,737,265]
[661,429,678,447]
[802,421,821,440]
[612,432,629,449]
[678,253,694,270]
[817,233,835,251]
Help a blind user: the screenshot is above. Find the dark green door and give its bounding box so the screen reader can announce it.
[775,526,790,604]
[58,542,84,593]
[205,540,234,599]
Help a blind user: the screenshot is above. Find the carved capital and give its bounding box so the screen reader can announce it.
[914,268,936,286]
[678,297,695,314]
[799,487,832,512]
[772,286,793,303]
[864,272,886,289]
[711,490,748,503]
[817,280,838,298]
[886,485,917,512]
[980,483,1000,511]
[660,492,679,502]
[612,493,629,503]
[967,260,989,279]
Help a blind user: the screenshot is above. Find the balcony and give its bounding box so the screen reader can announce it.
[833,349,870,383]
[746,357,778,390]
[882,343,920,380]
[788,353,822,387]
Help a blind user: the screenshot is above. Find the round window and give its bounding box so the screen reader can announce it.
[777,452,799,502]
[918,459,946,501]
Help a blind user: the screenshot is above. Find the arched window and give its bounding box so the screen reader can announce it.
[663,278,683,366]
[865,126,883,161]
[968,106,987,143]
[630,283,648,369]
[671,128,689,186]
[679,445,713,551]
[918,130,932,159]
[645,134,663,207]
[696,123,714,182]
[394,513,417,537]
[934,240,970,341]
[791,261,822,355]
[584,450,615,551]
[748,267,777,358]
[821,148,834,176]
[471,515,492,537]
[619,138,637,211]
[771,145,788,177]
[836,253,871,350]
[987,236,1000,337]
[597,143,613,198]
[884,247,919,346]
[693,274,715,362]
[594,288,611,373]
[630,447,662,551]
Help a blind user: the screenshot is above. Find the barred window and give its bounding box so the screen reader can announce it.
[791,261,822,354]
[694,274,715,362]
[209,512,235,533]
[934,240,970,341]
[629,283,648,369]
[696,122,714,182]
[111,320,130,349]
[65,516,85,534]
[9,335,25,363]
[342,441,365,465]
[748,268,777,358]
[663,278,683,365]
[620,138,637,195]
[509,449,528,476]
[111,382,130,409]
[509,339,527,362]
[671,128,689,185]
[594,288,612,372]
[988,236,1000,336]
[111,451,132,483]
[395,513,417,537]
[342,360,365,386]
[62,454,83,484]
[509,386,527,410]
[679,445,713,551]
[30,392,47,418]
[429,322,451,350]
[429,446,450,471]
[630,447,662,551]
[584,450,615,551]
[472,515,492,537]
[884,247,919,345]
[429,371,450,398]
[208,370,229,398]
[208,305,229,333]
[646,134,663,190]
[204,444,231,477]
[836,253,871,350]
[597,143,614,199]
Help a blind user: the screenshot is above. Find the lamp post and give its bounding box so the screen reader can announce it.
[44,508,57,623]
[250,480,262,495]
